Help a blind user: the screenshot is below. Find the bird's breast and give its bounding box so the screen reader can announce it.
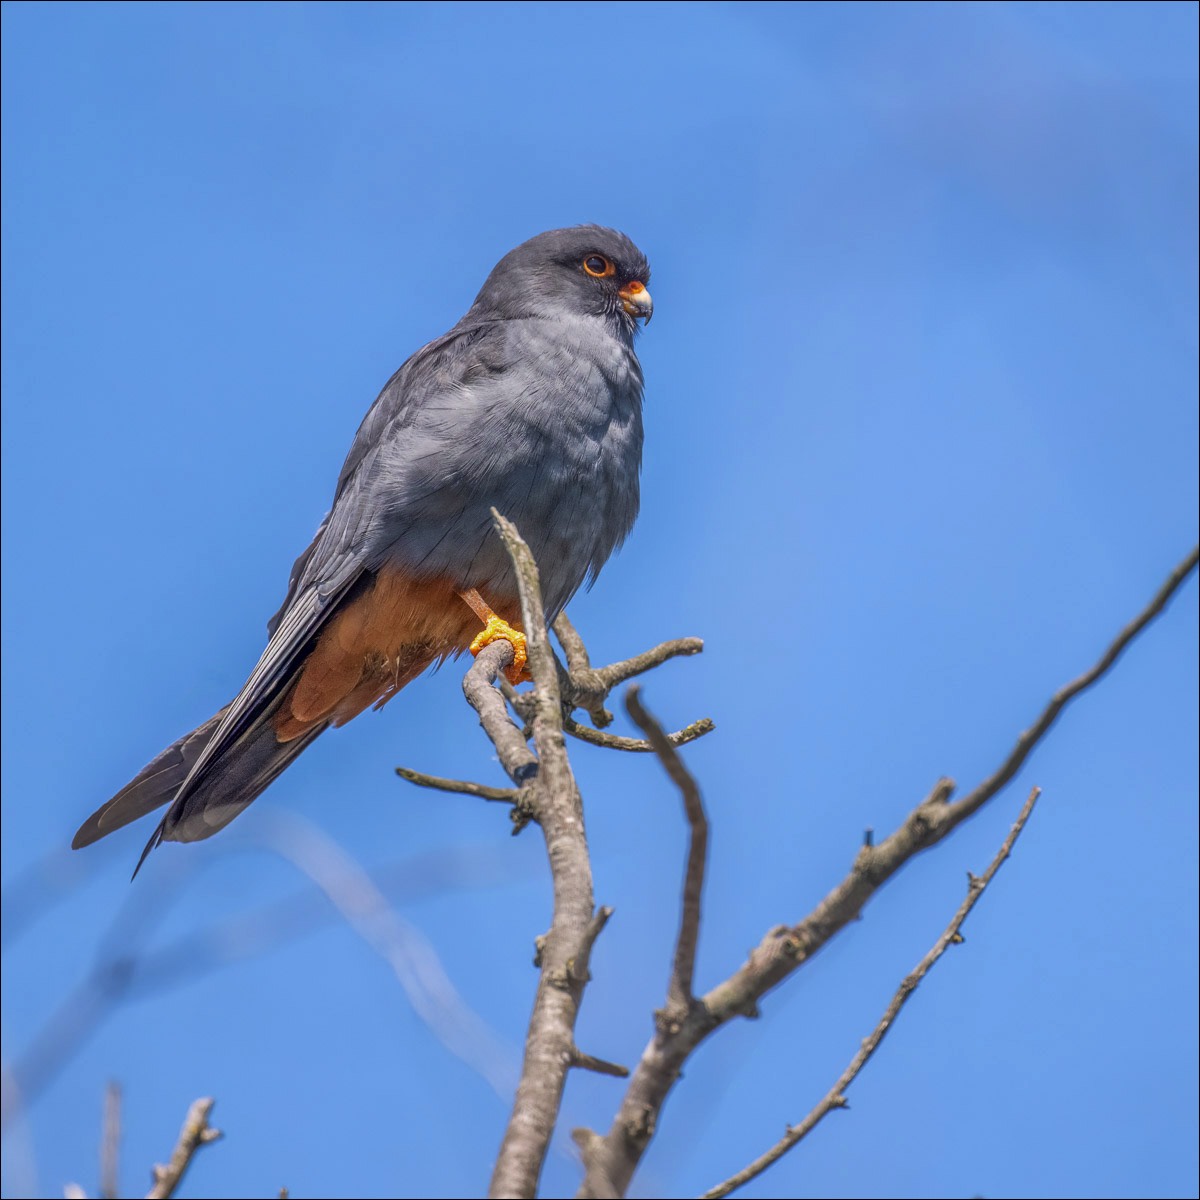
[369,320,643,617]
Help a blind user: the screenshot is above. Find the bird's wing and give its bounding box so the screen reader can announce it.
[74,319,518,867]
[161,324,490,818]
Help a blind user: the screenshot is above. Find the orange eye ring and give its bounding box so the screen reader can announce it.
[583,254,615,278]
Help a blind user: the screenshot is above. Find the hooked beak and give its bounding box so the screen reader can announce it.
[619,280,653,324]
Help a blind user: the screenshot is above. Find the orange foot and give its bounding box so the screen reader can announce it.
[459,589,529,685]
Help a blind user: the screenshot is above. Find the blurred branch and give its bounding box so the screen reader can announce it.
[255,813,518,1099]
[3,843,522,1131]
[702,785,1042,1199]
[145,1097,220,1199]
[578,545,1199,1198]
[2,846,99,950]
[100,1081,121,1200]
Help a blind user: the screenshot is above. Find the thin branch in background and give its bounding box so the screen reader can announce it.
[578,545,1199,1198]
[939,543,1199,831]
[624,686,709,1022]
[3,841,523,1133]
[1,1058,37,1200]
[252,812,518,1100]
[1,846,100,951]
[701,785,1042,1199]
[100,1081,121,1200]
[145,1097,221,1200]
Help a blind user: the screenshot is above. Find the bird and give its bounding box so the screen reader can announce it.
[72,225,653,871]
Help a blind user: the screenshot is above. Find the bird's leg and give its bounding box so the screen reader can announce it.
[459,588,528,685]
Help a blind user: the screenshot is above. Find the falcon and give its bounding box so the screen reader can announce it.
[72,226,653,868]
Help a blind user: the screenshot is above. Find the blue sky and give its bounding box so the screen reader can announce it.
[2,2,1196,1198]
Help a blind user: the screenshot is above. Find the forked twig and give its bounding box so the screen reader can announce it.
[701,786,1042,1198]
[145,1097,220,1200]
[578,545,1198,1198]
[553,613,704,730]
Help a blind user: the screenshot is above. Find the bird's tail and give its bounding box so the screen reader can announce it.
[72,707,326,855]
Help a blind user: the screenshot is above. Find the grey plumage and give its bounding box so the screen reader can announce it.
[73,226,652,868]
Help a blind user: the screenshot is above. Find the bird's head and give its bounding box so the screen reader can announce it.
[469,225,652,333]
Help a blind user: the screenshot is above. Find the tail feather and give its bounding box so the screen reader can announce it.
[72,709,228,849]
[157,716,326,846]
[75,705,327,869]
[75,565,473,866]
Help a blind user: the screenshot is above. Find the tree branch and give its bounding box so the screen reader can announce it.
[463,639,540,785]
[145,1097,220,1200]
[394,766,518,803]
[486,511,611,1200]
[563,715,714,754]
[624,686,708,1023]
[939,543,1199,831]
[570,1049,631,1079]
[577,545,1198,1198]
[552,612,708,736]
[701,785,1042,1198]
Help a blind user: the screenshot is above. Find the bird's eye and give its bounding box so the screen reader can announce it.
[583,254,615,278]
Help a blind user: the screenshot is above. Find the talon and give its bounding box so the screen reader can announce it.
[453,584,526,684]
[460,588,529,683]
[469,615,528,684]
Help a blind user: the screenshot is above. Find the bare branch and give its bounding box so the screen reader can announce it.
[563,715,715,753]
[552,612,707,735]
[551,614,613,728]
[145,1097,221,1200]
[702,786,1042,1199]
[592,637,705,690]
[625,686,708,1022]
[570,1049,631,1079]
[940,543,1199,831]
[395,766,517,803]
[487,511,610,1200]
[100,1081,120,1200]
[578,545,1198,1198]
[463,638,540,784]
